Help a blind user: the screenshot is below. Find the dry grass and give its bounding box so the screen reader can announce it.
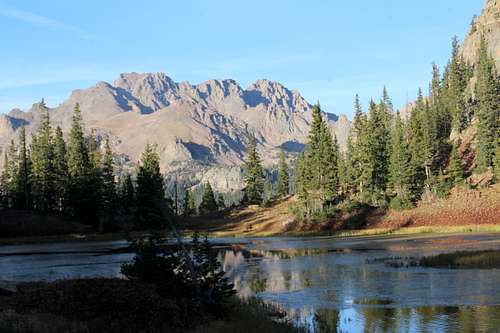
[181,184,500,238]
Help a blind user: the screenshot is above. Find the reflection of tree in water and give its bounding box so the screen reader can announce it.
[249,268,268,294]
[314,308,340,333]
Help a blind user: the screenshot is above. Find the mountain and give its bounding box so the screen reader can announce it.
[461,0,500,69]
[0,74,350,192]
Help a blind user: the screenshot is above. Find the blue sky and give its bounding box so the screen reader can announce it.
[0,1,483,118]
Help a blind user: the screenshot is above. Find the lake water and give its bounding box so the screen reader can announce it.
[2,233,500,332]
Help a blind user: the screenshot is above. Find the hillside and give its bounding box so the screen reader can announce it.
[183,184,500,237]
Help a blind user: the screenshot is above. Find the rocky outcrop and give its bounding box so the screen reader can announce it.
[0,73,350,192]
[461,0,500,69]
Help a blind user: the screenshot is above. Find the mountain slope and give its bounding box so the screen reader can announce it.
[0,74,350,192]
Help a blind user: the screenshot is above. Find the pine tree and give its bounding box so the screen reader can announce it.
[445,36,468,133]
[388,112,413,208]
[66,103,95,223]
[2,140,19,208]
[276,149,289,197]
[0,152,9,208]
[182,188,196,216]
[199,182,217,215]
[294,151,310,211]
[475,36,500,172]
[349,96,371,195]
[100,138,117,231]
[52,126,68,212]
[118,172,135,214]
[217,193,226,210]
[448,142,464,185]
[243,134,265,204]
[135,143,167,228]
[16,126,30,209]
[30,104,55,213]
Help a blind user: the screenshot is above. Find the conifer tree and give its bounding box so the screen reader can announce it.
[66,104,95,223]
[475,36,500,172]
[445,36,468,133]
[276,149,289,197]
[199,181,217,215]
[182,188,196,216]
[135,143,166,228]
[448,142,464,185]
[2,140,19,208]
[118,172,135,214]
[100,138,117,231]
[52,126,67,212]
[217,193,226,210]
[388,112,412,208]
[16,126,30,209]
[30,104,55,213]
[243,134,265,204]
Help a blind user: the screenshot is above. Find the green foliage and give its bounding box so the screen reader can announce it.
[243,134,265,205]
[475,36,500,173]
[135,143,167,228]
[52,126,67,212]
[448,142,464,185]
[100,138,118,232]
[295,104,339,215]
[30,103,55,213]
[276,149,289,197]
[217,193,226,210]
[199,182,218,215]
[117,172,135,214]
[16,126,30,209]
[183,188,197,216]
[121,234,236,312]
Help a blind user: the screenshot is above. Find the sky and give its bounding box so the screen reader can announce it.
[0,0,484,119]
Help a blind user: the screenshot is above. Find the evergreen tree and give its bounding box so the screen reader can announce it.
[118,172,135,214]
[388,112,413,208]
[182,188,196,216]
[30,104,55,213]
[349,96,371,195]
[294,151,310,211]
[66,103,95,224]
[368,97,391,196]
[475,36,500,172]
[448,142,464,185]
[16,126,30,209]
[276,149,289,197]
[199,182,217,215]
[135,143,167,228]
[217,193,226,210]
[2,140,19,208]
[100,138,118,231]
[243,134,265,204]
[52,126,68,212]
[445,36,468,133]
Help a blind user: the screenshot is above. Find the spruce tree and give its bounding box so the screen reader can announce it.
[388,112,413,208]
[243,134,265,204]
[217,193,226,210]
[445,36,468,133]
[66,103,95,224]
[276,148,289,198]
[199,181,217,215]
[16,126,30,209]
[135,143,166,228]
[100,138,117,231]
[475,36,500,172]
[182,188,196,216]
[3,140,19,208]
[448,142,464,185]
[30,104,55,213]
[118,172,135,214]
[52,126,68,212]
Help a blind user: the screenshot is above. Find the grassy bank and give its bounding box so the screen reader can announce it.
[0,279,301,333]
[420,250,500,269]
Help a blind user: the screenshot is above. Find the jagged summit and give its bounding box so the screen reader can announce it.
[0,72,349,192]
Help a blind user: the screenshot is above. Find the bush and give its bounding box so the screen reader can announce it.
[121,233,236,315]
[389,195,414,211]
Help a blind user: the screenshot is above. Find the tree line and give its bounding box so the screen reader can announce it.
[242,36,499,217]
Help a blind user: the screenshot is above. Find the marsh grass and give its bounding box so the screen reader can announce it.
[420,250,500,268]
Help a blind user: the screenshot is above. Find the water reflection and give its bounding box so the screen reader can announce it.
[220,248,500,332]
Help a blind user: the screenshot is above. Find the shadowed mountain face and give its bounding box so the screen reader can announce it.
[0,73,350,192]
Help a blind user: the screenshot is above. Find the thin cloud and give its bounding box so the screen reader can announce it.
[0,4,94,40]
